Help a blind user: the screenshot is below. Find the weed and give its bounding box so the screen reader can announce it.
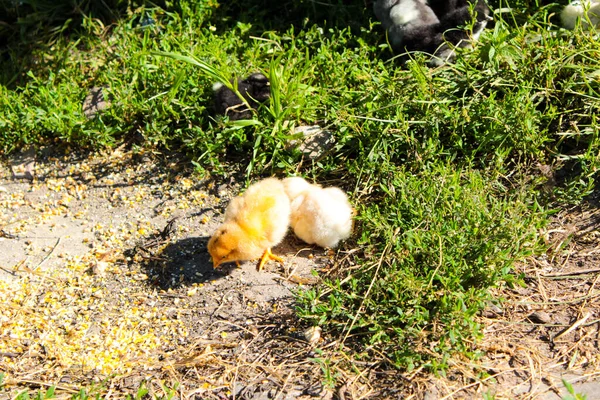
[310,349,339,390]
[297,164,544,371]
[562,379,588,400]
[1,382,179,400]
[11,386,55,400]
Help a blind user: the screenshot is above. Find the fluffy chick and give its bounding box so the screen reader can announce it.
[283,177,353,249]
[213,73,271,120]
[561,0,600,30]
[208,178,291,271]
[282,176,314,203]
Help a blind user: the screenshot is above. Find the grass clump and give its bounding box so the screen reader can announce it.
[298,164,544,370]
[0,0,133,39]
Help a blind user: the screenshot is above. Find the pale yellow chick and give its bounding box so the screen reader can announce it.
[283,177,353,249]
[208,178,291,271]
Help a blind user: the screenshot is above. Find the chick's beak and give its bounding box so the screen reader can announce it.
[212,258,221,269]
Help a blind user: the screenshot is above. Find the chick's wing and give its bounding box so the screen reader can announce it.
[232,194,278,240]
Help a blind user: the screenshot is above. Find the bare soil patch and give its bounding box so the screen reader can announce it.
[1,147,599,399]
[0,146,336,399]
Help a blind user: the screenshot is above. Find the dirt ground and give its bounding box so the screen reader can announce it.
[1,146,599,399]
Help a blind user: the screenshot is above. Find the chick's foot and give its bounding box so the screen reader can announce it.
[257,248,284,271]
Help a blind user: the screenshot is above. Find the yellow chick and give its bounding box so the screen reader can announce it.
[283,177,353,249]
[208,178,291,271]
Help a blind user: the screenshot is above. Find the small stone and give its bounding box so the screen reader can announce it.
[10,147,36,181]
[528,311,553,324]
[83,87,111,119]
[134,273,148,281]
[424,386,440,400]
[93,261,109,276]
[244,325,259,339]
[481,302,503,318]
[303,326,322,345]
[288,125,336,161]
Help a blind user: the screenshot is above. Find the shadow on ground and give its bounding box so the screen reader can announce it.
[131,223,328,291]
[133,236,222,290]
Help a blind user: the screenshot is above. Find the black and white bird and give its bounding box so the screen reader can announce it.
[560,0,600,30]
[373,0,492,65]
[431,0,491,65]
[373,0,440,52]
[213,73,271,120]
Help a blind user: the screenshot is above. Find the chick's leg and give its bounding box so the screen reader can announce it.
[257,248,284,271]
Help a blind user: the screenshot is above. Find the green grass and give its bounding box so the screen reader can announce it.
[4,381,178,400]
[0,372,178,399]
[297,163,544,370]
[1,0,599,390]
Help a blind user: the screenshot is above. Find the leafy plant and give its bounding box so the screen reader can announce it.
[562,379,588,400]
[297,164,544,371]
